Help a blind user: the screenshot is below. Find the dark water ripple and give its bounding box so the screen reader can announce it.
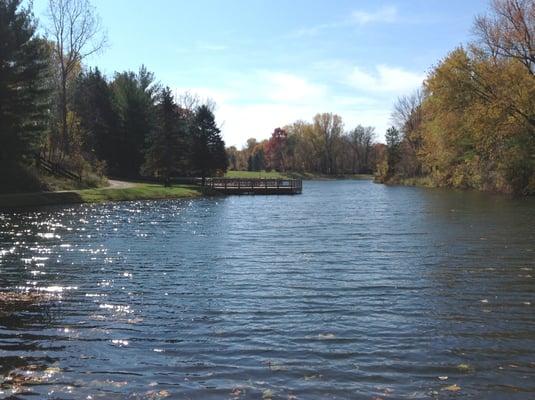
[0,180,534,399]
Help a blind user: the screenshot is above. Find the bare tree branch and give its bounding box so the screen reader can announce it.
[46,0,107,157]
[474,0,535,75]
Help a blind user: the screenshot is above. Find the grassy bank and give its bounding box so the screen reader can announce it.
[0,183,205,209]
[225,170,373,180]
[224,170,288,179]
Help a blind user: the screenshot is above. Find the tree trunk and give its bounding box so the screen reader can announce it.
[60,70,68,161]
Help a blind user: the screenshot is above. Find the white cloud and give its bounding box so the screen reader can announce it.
[352,6,399,25]
[292,5,400,37]
[174,66,421,147]
[347,65,425,94]
[174,87,236,105]
[292,22,340,37]
[175,72,331,146]
[260,71,327,103]
[215,102,392,148]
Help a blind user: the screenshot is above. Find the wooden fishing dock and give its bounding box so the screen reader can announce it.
[203,178,302,195]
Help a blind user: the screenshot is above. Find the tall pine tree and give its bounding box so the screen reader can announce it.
[190,105,228,183]
[385,126,401,178]
[143,87,186,184]
[0,0,51,167]
[111,66,158,177]
[72,68,119,169]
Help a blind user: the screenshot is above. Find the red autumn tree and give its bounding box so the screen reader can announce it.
[265,127,288,171]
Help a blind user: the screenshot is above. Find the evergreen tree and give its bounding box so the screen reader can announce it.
[72,68,119,169]
[0,0,51,167]
[247,146,265,171]
[385,126,401,177]
[111,66,159,177]
[143,87,186,184]
[190,105,228,182]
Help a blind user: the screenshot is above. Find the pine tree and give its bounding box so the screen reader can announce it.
[143,87,186,184]
[190,105,228,183]
[385,126,401,177]
[111,66,158,177]
[0,0,51,167]
[72,68,119,168]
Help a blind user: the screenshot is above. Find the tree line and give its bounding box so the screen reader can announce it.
[0,0,227,192]
[227,114,382,175]
[377,0,535,195]
[4,0,532,195]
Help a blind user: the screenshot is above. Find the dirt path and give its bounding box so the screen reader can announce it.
[107,179,137,189]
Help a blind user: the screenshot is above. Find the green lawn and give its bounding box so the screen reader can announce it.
[225,170,373,180]
[224,170,289,179]
[0,183,204,209]
[76,184,203,203]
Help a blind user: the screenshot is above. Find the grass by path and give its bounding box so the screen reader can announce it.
[0,183,205,209]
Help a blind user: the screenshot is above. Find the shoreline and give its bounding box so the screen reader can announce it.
[291,173,373,181]
[376,176,535,197]
[0,183,207,210]
[225,170,374,181]
[0,174,376,209]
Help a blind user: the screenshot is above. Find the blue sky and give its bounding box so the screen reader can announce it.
[33,0,489,146]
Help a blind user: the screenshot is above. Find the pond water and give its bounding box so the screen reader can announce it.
[0,180,534,399]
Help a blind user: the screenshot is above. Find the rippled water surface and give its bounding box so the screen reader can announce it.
[1,180,535,399]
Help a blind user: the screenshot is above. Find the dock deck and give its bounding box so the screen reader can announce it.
[203,178,302,195]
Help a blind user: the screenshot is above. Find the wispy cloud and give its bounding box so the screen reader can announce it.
[292,5,400,37]
[293,22,342,37]
[196,42,227,51]
[351,6,399,25]
[347,65,424,94]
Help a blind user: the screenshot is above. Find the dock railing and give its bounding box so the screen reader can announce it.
[203,178,302,194]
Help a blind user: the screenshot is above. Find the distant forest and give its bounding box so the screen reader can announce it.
[1,0,534,195]
[227,118,381,176]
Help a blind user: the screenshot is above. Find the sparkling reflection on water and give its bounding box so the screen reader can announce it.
[0,180,534,399]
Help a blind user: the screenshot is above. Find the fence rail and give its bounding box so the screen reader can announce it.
[35,154,81,182]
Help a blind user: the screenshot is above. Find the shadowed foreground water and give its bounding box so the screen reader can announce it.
[0,180,534,399]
